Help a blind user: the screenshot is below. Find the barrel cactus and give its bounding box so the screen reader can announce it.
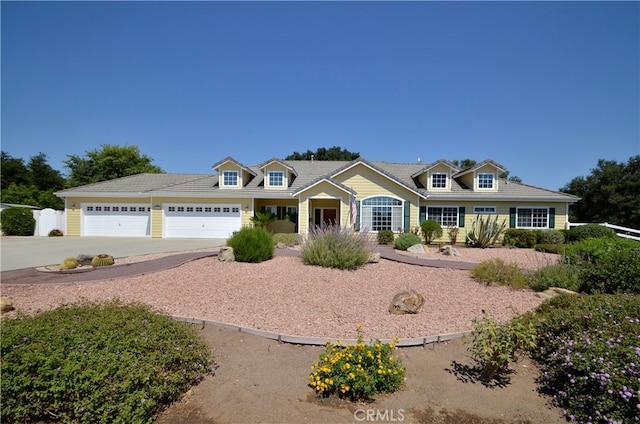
[91,254,115,267]
[59,257,79,270]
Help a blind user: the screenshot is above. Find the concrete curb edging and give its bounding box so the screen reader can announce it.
[173,315,472,347]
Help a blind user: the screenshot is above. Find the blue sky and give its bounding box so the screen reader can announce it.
[2,1,638,191]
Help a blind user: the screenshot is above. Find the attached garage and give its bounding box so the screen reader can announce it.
[163,203,241,238]
[82,203,151,237]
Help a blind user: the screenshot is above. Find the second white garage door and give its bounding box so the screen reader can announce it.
[163,203,242,238]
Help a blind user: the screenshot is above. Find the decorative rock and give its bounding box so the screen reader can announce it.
[76,254,95,266]
[388,290,425,315]
[537,287,578,301]
[1,297,15,313]
[368,252,381,263]
[407,244,426,254]
[218,246,235,262]
[441,245,460,256]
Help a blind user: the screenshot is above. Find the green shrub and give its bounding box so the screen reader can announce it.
[377,230,395,245]
[48,229,64,237]
[518,294,640,424]
[301,224,373,270]
[526,263,581,292]
[227,226,275,263]
[308,326,405,401]
[503,229,537,248]
[0,207,36,236]
[533,243,565,254]
[272,232,302,246]
[250,210,277,229]
[566,223,616,242]
[1,300,216,424]
[468,214,507,248]
[393,233,422,251]
[465,312,537,382]
[420,220,442,244]
[91,254,115,267]
[471,258,528,289]
[580,246,640,294]
[536,229,565,245]
[563,237,638,266]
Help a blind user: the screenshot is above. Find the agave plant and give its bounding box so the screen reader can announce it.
[469,214,507,248]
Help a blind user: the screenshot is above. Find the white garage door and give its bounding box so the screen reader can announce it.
[164,203,241,238]
[82,204,151,237]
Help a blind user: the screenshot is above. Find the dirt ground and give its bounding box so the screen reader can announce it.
[154,324,567,424]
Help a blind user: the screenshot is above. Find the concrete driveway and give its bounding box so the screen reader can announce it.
[0,237,226,272]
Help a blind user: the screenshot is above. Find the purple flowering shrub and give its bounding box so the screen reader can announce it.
[520,294,640,423]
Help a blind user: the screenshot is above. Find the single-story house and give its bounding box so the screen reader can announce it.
[54,156,580,241]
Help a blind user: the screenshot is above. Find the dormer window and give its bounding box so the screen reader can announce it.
[222,170,238,187]
[268,171,284,187]
[431,173,447,189]
[478,173,494,189]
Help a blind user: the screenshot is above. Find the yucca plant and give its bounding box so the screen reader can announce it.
[469,214,507,248]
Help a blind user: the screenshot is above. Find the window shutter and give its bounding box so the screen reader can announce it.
[458,207,465,228]
[509,208,516,228]
[549,208,555,229]
[355,200,360,231]
[419,206,426,223]
[403,201,411,232]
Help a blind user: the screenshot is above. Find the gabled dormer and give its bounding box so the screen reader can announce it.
[411,159,460,192]
[453,159,506,192]
[211,156,256,189]
[258,158,298,189]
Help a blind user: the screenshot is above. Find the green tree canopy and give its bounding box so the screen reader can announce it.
[64,144,164,187]
[27,153,65,191]
[1,151,30,189]
[561,155,640,229]
[285,146,360,161]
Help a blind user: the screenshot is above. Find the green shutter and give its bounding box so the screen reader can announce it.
[355,200,361,231]
[419,206,426,223]
[458,207,465,228]
[549,207,555,229]
[403,201,411,232]
[510,208,516,228]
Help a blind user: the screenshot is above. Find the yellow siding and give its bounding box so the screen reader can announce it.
[218,163,244,188]
[427,163,453,191]
[262,163,290,189]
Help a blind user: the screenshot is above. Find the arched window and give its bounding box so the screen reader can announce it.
[361,196,402,232]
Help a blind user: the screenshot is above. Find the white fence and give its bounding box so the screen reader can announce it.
[33,208,66,236]
[568,222,640,241]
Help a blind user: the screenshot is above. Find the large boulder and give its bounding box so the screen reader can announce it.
[407,244,426,254]
[218,246,235,262]
[1,297,15,313]
[76,254,95,266]
[388,290,425,315]
[368,251,381,263]
[537,287,577,301]
[441,245,460,257]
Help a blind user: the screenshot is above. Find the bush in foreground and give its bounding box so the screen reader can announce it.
[227,226,275,263]
[1,300,216,424]
[471,258,528,289]
[566,223,616,242]
[0,207,36,236]
[393,233,422,251]
[518,294,640,424]
[309,326,405,401]
[301,224,373,270]
[527,263,581,292]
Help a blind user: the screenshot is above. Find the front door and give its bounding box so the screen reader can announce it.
[321,208,337,226]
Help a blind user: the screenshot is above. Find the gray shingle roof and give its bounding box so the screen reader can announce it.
[55,158,579,203]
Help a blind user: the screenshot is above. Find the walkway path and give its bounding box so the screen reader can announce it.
[0,246,476,285]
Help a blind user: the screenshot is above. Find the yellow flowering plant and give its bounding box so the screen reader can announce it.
[308,325,405,401]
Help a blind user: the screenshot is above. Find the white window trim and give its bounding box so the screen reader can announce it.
[425,205,460,227]
[221,170,239,188]
[360,195,404,233]
[476,172,495,190]
[267,170,285,188]
[429,171,449,190]
[473,205,497,214]
[516,206,550,229]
